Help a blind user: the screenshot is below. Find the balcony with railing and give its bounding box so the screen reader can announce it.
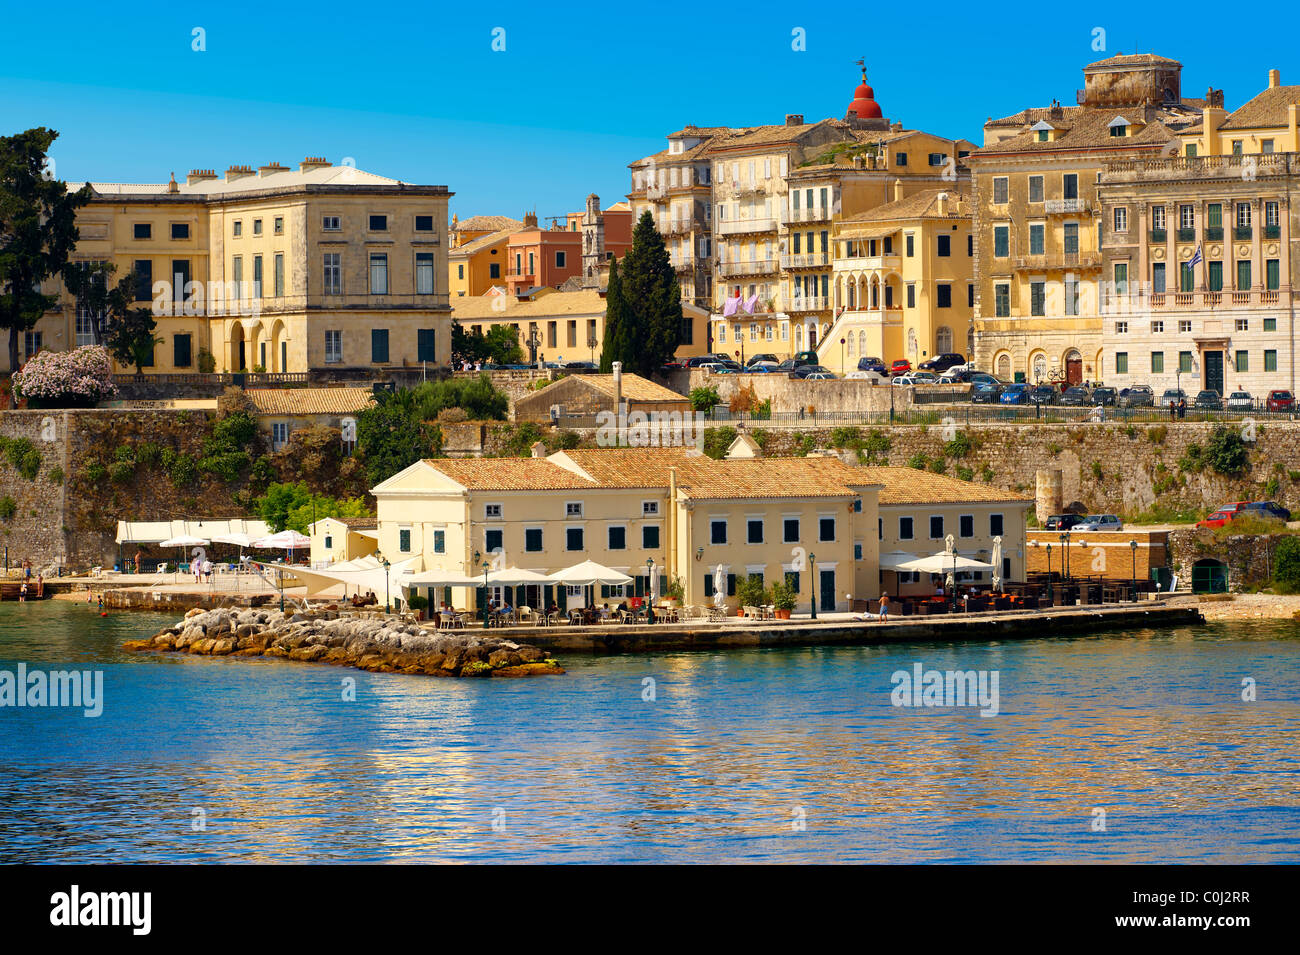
[731,180,773,199]
[784,206,831,225]
[716,217,778,236]
[718,259,778,277]
[1204,226,1223,241]
[1149,228,1167,243]
[1126,288,1289,309]
[1234,225,1253,240]
[787,295,829,312]
[1265,224,1281,239]
[673,257,701,273]
[780,252,830,269]
[1044,198,1092,214]
[1176,227,1197,242]
[835,253,901,272]
[665,218,700,236]
[1013,251,1101,271]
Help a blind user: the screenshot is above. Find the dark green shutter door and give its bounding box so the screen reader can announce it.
[371,328,389,363]
[418,328,436,362]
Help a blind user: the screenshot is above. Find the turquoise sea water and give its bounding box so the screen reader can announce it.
[1,600,1298,863]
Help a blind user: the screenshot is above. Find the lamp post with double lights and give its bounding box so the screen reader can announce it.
[1058,530,1072,580]
[1129,539,1138,598]
[482,559,490,627]
[809,552,817,620]
[646,557,655,624]
[380,556,391,613]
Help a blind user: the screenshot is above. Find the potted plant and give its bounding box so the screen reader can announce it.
[663,575,685,608]
[407,593,428,621]
[770,580,796,619]
[736,575,768,616]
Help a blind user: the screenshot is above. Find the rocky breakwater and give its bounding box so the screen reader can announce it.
[123,607,564,678]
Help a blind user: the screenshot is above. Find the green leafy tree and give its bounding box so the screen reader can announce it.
[452,320,523,365]
[356,388,442,484]
[689,385,720,412]
[600,214,682,374]
[0,128,92,372]
[1274,536,1300,591]
[1203,424,1249,475]
[101,272,161,374]
[412,373,508,420]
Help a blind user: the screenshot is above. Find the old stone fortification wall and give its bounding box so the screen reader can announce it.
[0,410,71,573]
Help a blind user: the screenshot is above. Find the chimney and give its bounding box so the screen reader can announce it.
[892,178,904,202]
[187,168,218,186]
[1269,68,1281,89]
[785,113,804,126]
[168,172,179,195]
[936,192,949,216]
[530,440,547,458]
[299,156,331,172]
[612,360,623,416]
[225,164,254,182]
[258,162,289,177]
[523,211,538,228]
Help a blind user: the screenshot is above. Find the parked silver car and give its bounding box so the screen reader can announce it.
[1074,514,1124,531]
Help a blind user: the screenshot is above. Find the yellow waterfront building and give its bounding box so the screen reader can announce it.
[13,159,451,376]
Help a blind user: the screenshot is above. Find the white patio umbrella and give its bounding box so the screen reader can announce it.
[159,534,208,578]
[252,529,311,550]
[211,531,257,565]
[713,564,726,609]
[991,536,1004,592]
[484,567,554,586]
[549,560,633,587]
[896,553,995,574]
[648,562,660,602]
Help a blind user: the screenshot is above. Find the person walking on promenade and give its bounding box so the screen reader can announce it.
[878,593,890,623]
[1169,400,1177,421]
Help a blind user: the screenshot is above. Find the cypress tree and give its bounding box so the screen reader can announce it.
[609,211,683,375]
[599,258,626,372]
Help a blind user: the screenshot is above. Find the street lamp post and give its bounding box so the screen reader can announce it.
[587,332,597,364]
[482,560,490,627]
[840,336,846,376]
[1059,531,1071,579]
[1129,539,1138,599]
[646,557,655,624]
[527,329,542,366]
[809,552,817,619]
[1046,543,1053,579]
[380,556,390,613]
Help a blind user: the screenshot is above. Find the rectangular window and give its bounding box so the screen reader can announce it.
[322,215,341,231]
[1236,350,1249,373]
[134,259,153,302]
[274,253,284,297]
[417,328,437,363]
[253,255,263,297]
[271,421,289,448]
[1151,351,1164,374]
[555,251,566,268]
[273,216,283,235]
[783,518,800,542]
[1237,260,1252,291]
[371,328,389,363]
[432,529,445,554]
[1113,263,1128,295]
[906,234,914,257]
[1151,206,1165,230]
[899,517,914,540]
[937,284,952,308]
[325,329,342,363]
[1063,174,1078,199]
[484,528,503,553]
[23,330,42,357]
[1151,320,1164,334]
[1266,259,1280,290]
[369,253,389,294]
[642,525,660,550]
[1264,317,1277,332]
[959,515,974,538]
[170,223,189,240]
[929,515,944,539]
[1115,352,1128,374]
[1063,222,1079,253]
[565,502,583,518]
[1029,223,1044,255]
[1179,320,1192,333]
[134,223,151,239]
[233,220,242,237]
[819,517,835,542]
[415,214,434,232]
[608,526,627,550]
[995,283,1010,317]
[560,526,582,551]
[253,219,263,236]
[1265,349,1278,372]
[1235,318,1248,333]
[993,226,1009,258]
[907,284,916,309]
[1206,204,1221,228]
[710,520,727,545]
[993,178,1008,204]
[323,253,341,294]
[416,252,434,294]
[896,152,908,166]
[1116,321,1128,334]
[937,235,950,257]
[1030,282,1045,316]
[1152,262,1166,293]
[399,529,412,553]
[1028,175,1043,202]
[369,214,387,231]
[173,333,192,368]
[747,519,764,544]
[1180,262,1194,292]
[990,514,1004,537]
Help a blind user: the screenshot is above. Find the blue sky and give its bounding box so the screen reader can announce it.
[2,2,1297,219]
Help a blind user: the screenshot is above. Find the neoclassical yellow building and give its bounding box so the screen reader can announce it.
[823,187,973,372]
[16,159,452,376]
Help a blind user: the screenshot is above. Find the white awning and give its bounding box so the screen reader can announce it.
[116,518,270,545]
[549,560,634,586]
[878,551,920,571]
[896,553,994,574]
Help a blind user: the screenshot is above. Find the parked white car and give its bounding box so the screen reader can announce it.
[892,374,924,386]
[1074,514,1124,531]
[847,370,887,382]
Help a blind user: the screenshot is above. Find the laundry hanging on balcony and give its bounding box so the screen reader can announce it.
[743,293,759,314]
[722,295,741,317]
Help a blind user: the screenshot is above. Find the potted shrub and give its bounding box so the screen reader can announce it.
[407,593,428,621]
[736,575,768,616]
[770,580,796,619]
[11,345,117,409]
[663,575,685,608]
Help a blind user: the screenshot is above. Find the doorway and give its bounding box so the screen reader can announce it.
[1204,350,1224,394]
[819,568,836,612]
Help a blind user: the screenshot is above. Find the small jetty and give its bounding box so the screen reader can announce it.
[0,581,53,601]
[124,606,563,678]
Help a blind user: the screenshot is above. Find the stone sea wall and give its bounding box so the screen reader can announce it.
[124,606,563,678]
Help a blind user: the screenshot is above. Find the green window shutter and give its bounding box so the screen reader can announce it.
[371,328,389,363]
[417,328,436,362]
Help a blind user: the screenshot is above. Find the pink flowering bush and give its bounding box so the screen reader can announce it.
[12,345,118,407]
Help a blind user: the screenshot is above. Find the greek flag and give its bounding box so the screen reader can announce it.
[1188,244,1203,269]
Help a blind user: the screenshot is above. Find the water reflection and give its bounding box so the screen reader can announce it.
[1,602,1298,861]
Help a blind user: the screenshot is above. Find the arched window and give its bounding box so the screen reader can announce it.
[858,330,867,356]
[996,353,1011,380]
[967,326,976,358]
[936,326,953,353]
[847,332,855,358]
[1032,353,1048,382]
[794,324,802,348]
[907,328,918,358]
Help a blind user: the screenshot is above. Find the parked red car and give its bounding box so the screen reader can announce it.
[1197,510,1236,529]
[890,359,912,376]
[1267,389,1295,412]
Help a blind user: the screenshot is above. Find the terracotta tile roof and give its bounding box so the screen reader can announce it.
[1084,53,1182,70]
[841,188,971,223]
[555,447,700,487]
[1220,85,1300,130]
[449,227,514,257]
[973,107,1190,157]
[858,466,1032,506]
[246,387,374,416]
[578,374,688,403]
[454,215,522,233]
[423,458,596,491]
[450,289,605,320]
[333,516,378,529]
[706,119,852,153]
